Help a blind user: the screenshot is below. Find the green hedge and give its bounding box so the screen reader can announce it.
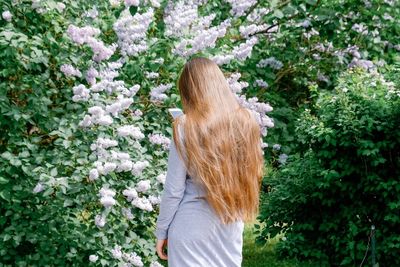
[257,67,400,266]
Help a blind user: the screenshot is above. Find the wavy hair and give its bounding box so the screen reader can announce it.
[172,57,264,224]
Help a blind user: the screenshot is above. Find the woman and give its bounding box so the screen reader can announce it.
[154,57,264,266]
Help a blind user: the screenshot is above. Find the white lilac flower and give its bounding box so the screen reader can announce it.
[351,23,368,35]
[99,187,116,197]
[103,162,117,175]
[150,262,163,267]
[348,58,375,70]
[110,0,122,7]
[149,83,173,102]
[111,245,123,259]
[232,37,258,61]
[60,64,82,77]
[67,25,116,62]
[100,195,116,208]
[123,187,138,201]
[257,57,283,70]
[72,84,90,102]
[132,196,153,211]
[105,97,133,117]
[33,183,45,193]
[131,161,150,176]
[122,207,134,220]
[128,85,141,97]
[113,8,154,57]
[67,25,101,45]
[261,142,268,148]
[89,255,98,262]
[117,160,133,172]
[383,13,394,21]
[278,154,288,165]
[163,1,198,37]
[92,137,119,150]
[144,71,160,79]
[97,115,113,126]
[89,169,99,181]
[210,54,234,65]
[79,115,93,127]
[136,180,151,192]
[164,2,231,57]
[149,195,161,205]
[123,252,144,266]
[85,66,99,85]
[225,0,257,17]
[99,187,117,207]
[133,109,143,117]
[117,125,145,139]
[254,79,268,88]
[56,2,66,12]
[272,144,281,151]
[85,6,99,18]
[235,94,274,136]
[239,24,268,38]
[2,11,12,22]
[227,73,249,94]
[303,28,319,39]
[148,133,171,149]
[156,173,166,184]
[95,214,106,227]
[301,19,311,28]
[153,57,164,64]
[124,0,140,7]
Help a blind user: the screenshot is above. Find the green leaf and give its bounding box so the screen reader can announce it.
[0,177,9,184]
[129,6,138,16]
[273,9,284,19]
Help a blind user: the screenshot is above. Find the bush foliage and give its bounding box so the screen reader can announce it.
[258,67,400,265]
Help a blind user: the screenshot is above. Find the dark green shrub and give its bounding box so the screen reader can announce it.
[257,67,400,266]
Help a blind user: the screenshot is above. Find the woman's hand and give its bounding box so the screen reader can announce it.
[156,239,168,260]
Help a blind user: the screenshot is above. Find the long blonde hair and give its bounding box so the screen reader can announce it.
[172,57,264,224]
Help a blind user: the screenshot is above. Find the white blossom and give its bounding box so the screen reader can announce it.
[2,11,12,22]
[117,125,145,139]
[95,214,106,227]
[123,187,138,201]
[33,183,45,193]
[148,133,171,149]
[257,57,283,70]
[89,254,99,262]
[156,173,166,184]
[136,180,151,193]
[132,196,153,211]
[150,83,173,102]
[131,160,150,176]
[60,64,82,77]
[111,245,123,259]
[89,169,99,181]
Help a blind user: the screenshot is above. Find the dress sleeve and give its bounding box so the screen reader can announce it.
[154,121,187,240]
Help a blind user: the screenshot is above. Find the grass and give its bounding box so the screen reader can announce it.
[242,223,314,267]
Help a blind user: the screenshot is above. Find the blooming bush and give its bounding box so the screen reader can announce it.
[0,0,275,266]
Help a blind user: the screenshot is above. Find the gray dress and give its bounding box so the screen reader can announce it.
[155,116,244,267]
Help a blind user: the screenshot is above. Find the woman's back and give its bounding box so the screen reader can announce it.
[155,114,244,267]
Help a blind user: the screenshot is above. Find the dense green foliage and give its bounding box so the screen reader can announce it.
[258,67,400,265]
[1,0,399,266]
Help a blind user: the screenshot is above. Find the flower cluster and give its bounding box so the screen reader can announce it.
[113,8,154,57]
[148,133,171,150]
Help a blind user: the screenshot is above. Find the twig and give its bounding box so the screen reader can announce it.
[249,0,322,37]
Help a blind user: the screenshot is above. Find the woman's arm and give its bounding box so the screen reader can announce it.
[154,122,187,240]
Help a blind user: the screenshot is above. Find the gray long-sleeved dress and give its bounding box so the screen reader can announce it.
[154,115,244,267]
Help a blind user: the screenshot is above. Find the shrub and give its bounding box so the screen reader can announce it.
[257,67,400,266]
